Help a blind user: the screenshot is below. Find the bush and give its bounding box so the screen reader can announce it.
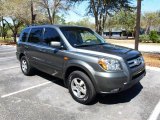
[139,35,150,43]
[157,37,160,43]
[149,31,159,43]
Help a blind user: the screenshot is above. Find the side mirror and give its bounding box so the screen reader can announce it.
[50,41,61,48]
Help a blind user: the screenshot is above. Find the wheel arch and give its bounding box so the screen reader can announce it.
[19,53,25,60]
[63,61,97,92]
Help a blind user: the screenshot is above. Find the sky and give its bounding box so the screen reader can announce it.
[3,0,160,24]
[64,0,160,23]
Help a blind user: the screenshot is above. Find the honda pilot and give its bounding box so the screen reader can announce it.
[16,25,146,104]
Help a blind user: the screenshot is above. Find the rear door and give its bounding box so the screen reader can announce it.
[25,27,44,69]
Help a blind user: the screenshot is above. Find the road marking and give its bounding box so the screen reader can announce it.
[1,81,51,98]
[0,66,19,71]
[0,56,16,61]
[0,51,15,54]
[148,100,160,120]
[0,49,16,52]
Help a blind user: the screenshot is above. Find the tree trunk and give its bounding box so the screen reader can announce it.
[126,30,129,39]
[13,33,17,43]
[47,7,53,24]
[109,29,112,39]
[135,0,141,50]
[1,16,5,40]
[52,10,56,24]
[145,25,150,35]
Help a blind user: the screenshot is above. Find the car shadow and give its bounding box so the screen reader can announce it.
[34,70,143,105]
[34,70,66,88]
[96,83,143,105]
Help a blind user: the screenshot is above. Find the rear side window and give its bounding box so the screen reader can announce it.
[19,28,30,42]
[43,28,61,46]
[28,28,43,44]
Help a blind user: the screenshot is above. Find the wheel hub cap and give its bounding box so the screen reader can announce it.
[22,60,27,73]
[71,78,87,99]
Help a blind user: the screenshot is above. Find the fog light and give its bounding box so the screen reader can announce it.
[110,88,120,93]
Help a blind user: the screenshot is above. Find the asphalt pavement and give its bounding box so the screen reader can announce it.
[0,45,160,120]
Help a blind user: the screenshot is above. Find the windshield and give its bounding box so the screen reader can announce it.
[60,27,106,47]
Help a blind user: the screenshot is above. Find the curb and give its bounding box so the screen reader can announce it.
[146,66,160,72]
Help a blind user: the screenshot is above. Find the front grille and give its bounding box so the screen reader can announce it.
[127,56,144,68]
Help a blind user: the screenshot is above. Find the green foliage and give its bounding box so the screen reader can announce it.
[140,31,160,43]
[141,11,160,34]
[66,18,95,30]
[139,35,150,43]
[149,31,159,43]
[0,37,13,43]
[115,10,136,31]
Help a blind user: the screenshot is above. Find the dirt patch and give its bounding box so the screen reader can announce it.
[142,53,160,68]
[0,42,16,46]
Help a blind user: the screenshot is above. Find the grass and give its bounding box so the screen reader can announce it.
[0,37,15,45]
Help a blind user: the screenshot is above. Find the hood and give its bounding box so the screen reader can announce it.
[75,43,141,60]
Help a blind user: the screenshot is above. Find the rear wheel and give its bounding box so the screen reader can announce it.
[68,71,96,104]
[20,56,33,76]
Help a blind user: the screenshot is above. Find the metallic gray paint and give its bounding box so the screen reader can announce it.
[16,25,146,93]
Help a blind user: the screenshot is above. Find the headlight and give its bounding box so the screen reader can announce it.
[98,58,122,71]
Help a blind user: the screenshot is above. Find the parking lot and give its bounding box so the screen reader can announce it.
[0,45,160,120]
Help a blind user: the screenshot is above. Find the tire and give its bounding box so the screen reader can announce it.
[20,56,33,76]
[68,71,96,104]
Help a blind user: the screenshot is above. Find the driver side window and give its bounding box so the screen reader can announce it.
[43,28,61,46]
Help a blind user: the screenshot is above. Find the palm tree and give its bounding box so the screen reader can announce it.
[135,0,142,50]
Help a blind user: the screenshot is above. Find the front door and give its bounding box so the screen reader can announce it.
[39,27,65,78]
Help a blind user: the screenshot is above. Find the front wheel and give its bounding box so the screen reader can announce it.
[68,71,96,104]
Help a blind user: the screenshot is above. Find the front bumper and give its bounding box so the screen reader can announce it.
[94,66,146,94]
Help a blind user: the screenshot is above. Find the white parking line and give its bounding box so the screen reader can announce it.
[0,51,15,54]
[0,49,16,52]
[148,100,160,120]
[0,66,19,71]
[1,81,52,98]
[0,56,16,61]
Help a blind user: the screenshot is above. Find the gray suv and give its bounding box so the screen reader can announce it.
[16,25,146,104]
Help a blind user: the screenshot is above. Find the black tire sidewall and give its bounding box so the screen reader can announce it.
[68,71,96,104]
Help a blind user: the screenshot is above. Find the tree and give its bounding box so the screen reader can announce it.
[115,9,136,38]
[1,0,26,42]
[36,0,73,24]
[0,0,5,38]
[72,0,133,35]
[141,12,160,35]
[135,0,141,50]
[105,17,116,38]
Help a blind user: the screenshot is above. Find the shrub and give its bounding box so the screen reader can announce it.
[157,37,160,43]
[149,31,159,43]
[139,34,150,43]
